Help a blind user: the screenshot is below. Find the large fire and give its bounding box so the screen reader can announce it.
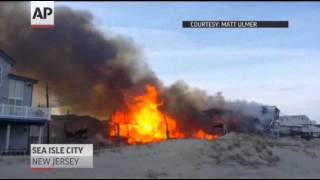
[108,84,217,144]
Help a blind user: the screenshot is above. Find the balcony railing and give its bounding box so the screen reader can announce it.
[0,104,51,121]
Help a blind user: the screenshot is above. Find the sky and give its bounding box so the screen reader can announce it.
[58,2,320,121]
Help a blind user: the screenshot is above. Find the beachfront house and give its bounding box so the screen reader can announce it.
[0,50,51,154]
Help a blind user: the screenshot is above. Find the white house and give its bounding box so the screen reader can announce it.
[272,115,320,138]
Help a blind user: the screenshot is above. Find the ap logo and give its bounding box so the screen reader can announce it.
[31,1,54,28]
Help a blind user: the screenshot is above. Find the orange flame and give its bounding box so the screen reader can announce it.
[108,84,217,144]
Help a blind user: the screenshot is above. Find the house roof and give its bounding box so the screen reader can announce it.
[280,115,309,120]
[0,49,17,66]
[8,73,38,84]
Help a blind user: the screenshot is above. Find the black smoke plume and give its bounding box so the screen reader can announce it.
[0,2,272,134]
[0,2,159,118]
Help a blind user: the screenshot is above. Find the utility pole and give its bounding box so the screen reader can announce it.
[164,115,170,140]
[46,82,50,144]
[116,122,120,145]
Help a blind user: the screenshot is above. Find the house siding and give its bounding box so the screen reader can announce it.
[23,84,33,106]
[0,56,11,105]
[9,124,29,150]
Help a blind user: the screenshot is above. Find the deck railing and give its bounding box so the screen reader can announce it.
[0,104,51,120]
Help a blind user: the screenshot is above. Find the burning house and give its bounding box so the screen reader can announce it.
[107,84,218,145]
[202,105,280,135]
[0,50,51,154]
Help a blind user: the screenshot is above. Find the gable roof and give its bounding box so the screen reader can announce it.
[8,73,38,84]
[0,49,17,66]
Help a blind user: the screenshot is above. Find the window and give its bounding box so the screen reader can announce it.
[262,106,268,114]
[8,79,24,106]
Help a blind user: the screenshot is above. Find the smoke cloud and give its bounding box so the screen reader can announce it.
[0,2,273,134]
[0,2,159,118]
